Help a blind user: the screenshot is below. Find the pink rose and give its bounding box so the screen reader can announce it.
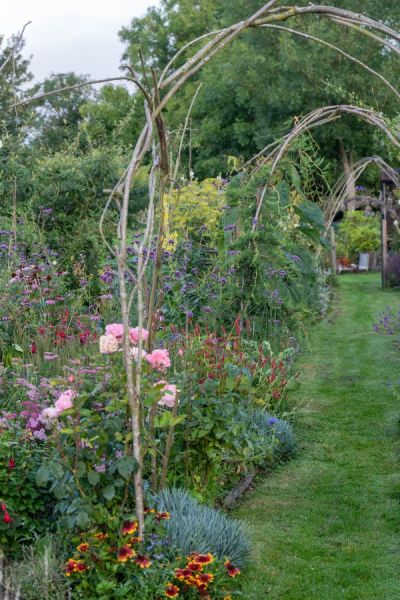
[42,406,60,419]
[130,346,147,361]
[178,348,184,357]
[55,389,76,413]
[157,383,179,408]
[99,334,119,354]
[145,348,171,372]
[105,323,124,340]
[129,327,150,345]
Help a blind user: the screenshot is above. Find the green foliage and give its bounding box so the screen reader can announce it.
[156,487,250,567]
[336,211,381,259]
[0,427,52,556]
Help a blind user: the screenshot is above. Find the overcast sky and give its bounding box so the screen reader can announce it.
[2,0,159,82]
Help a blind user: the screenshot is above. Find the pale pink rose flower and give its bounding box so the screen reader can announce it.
[157,383,179,408]
[129,327,150,345]
[42,406,60,419]
[145,348,171,371]
[130,346,147,361]
[105,323,124,340]
[55,389,76,413]
[99,334,119,354]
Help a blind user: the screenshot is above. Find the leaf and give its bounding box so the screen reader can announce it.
[116,456,137,480]
[76,510,91,529]
[87,470,100,486]
[35,465,50,487]
[103,485,115,501]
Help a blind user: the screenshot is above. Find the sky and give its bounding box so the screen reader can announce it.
[2,0,159,82]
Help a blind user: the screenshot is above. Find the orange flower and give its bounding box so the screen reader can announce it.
[121,520,138,535]
[144,507,155,514]
[164,583,180,598]
[134,554,152,568]
[155,511,170,521]
[117,544,136,563]
[77,543,89,552]
[94,532,109,541]
[223,596,232,600]
[224,560,241,578]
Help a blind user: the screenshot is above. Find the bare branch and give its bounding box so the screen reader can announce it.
[13,76,133,108]
[0,21,31,75]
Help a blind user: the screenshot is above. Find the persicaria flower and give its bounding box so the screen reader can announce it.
[121,520,138,535]
[157,383,179,408]
[117,544,136,562]
[224,560,241,577]
[3,511,12,524]
[134,554,152,568]
[99,334,119,354]
[8,458,15,469]
[164,583,180,598]
[146,348,171,371]
[129,327,149,345]
[105,323,124,339]
[55,389,76,413]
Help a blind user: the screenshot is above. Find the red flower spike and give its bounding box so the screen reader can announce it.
[8,458,16,469]
[3,512,12,524]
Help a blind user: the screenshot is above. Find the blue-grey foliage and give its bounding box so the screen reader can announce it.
[155,487,250,567]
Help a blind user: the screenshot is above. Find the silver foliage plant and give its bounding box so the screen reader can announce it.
[155,488,251,567]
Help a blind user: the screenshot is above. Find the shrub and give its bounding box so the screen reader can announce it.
[155,487,250,567]
[250,411,297,461]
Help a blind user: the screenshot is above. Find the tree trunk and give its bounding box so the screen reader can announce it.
[339,141,356,210]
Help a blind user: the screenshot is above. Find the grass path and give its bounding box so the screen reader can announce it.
[236,274,400,599]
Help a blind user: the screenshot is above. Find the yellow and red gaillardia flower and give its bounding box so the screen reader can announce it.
[129,536,143,544]
[144,507,155,514]
[191,553,214,566]
[196,572,214,585]
[94,532,109,541]
[155,511,170,521]
[164,583,180,598]
[77,543,89,553]
[65,559,88,576]
[175,567,197,585]
[186,560,202,572]
[223,596,233,600]
[117,544,136,563]
[134,554,152,568]
[121,520,138,535]
[224,560,241,578]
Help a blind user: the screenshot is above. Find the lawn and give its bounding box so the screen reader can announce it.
[236,274,400,599]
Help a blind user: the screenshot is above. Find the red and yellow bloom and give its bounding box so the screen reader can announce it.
[165,583,180,598]
[121,520,138,535]
[134,554,152,568]
[65,559,88,576]
[155,511,170,521]
[224,560,241,577]
[191,552,214,566]
[117,544,136,563]
[77,543,89,552]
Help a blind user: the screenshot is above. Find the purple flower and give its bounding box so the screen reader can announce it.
[267,417,278,426]
[33,429,47,441]
[95,464,106,473]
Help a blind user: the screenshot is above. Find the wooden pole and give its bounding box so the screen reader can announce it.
[381,184,388,288]
[330,226,337,274]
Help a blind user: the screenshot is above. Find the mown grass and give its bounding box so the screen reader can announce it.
[236,274,400,599]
